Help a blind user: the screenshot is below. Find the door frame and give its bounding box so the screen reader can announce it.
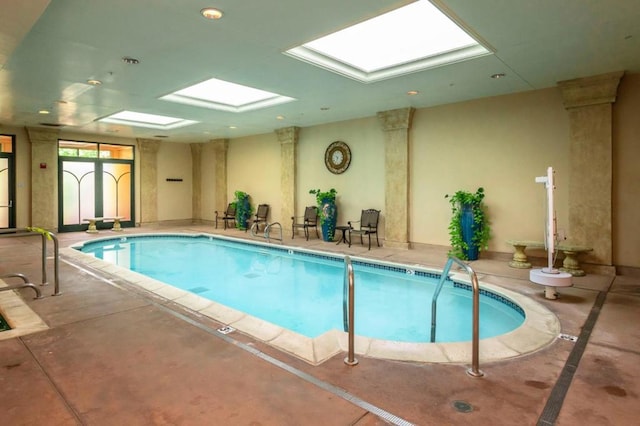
[57,142,135,233]
[0,134,16,229]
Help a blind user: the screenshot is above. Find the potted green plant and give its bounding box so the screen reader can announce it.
[309,188,337,241]
[445,187,491,260]
[232,190,253,230]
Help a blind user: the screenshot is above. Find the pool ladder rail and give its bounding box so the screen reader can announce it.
[343,256,357,366]
[431,256,484,378]
[250,221,283,244]
[0,228,61,297]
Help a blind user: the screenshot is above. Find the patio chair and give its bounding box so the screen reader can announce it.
[348,209,381,250]
[291,206,319,240]
[215,203,236,230]
[249,204,270,232]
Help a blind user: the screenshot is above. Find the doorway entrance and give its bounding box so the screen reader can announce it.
[0,135,16,229]
[58,140,135,232]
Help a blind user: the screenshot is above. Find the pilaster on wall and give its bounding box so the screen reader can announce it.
[26,127,59,230]
[190,143,203,221]
[210,139,228,212]
[275,126,299,232]
[377,107,414,249]
[558,71,624,268]
[137,139,161,225]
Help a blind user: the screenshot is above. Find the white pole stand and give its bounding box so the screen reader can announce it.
[530,166,573,299]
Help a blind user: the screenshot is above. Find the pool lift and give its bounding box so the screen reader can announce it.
[529,166,572,299]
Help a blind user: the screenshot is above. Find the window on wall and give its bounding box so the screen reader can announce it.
[58,141,134,159]
[58,140,135,232]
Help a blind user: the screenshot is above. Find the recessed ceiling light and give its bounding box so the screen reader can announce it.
[229,126,237,129]
[407,90,419,95]
[201,8,223,20]
[491,73,506,79]
[87,79,102,86]
[286,1,490,83]
[122,57,140,65]
[160,77,295,112]
[98,110,197,130]
[38,109,50,114]
[276,115,285,120]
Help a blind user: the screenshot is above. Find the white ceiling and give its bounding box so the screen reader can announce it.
[1,0,639,143]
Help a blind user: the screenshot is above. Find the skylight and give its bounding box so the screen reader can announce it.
[285,0,491,83]
[98,111,197,129]
[160,78,295,112]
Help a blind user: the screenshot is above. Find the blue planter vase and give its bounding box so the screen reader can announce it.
[461,204,479,260]
[235,197,251,230]
[320,198,337,242]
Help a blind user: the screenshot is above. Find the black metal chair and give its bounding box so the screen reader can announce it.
[291,206,319,240]
[249,204,270,232]
[348,209,380,250]
[215,203,236,229]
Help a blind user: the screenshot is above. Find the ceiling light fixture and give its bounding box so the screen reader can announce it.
[276,115,285,120]
[201,8,223,20]
[87,79,102,86]
[491,73,506,79]
[122,57,140,65]
[38,109,50,114]
[407,90,419,95]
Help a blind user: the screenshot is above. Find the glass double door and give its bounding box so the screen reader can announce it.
[58,158,134,232]
[0,135,16,229]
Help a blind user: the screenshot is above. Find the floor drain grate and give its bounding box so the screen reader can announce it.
[217,326,235,335]
[452,400,473,413]
[558,333,578,342]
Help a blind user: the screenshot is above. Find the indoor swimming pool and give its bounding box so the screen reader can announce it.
[74,233,524,343]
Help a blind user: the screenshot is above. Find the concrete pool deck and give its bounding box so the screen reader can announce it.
[1,223,639,425]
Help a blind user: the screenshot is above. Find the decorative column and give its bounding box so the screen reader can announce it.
[137,138,161,225]
[557,71,623,271]
[377,107,414,249]
[210,139,229,212]
[190,143,203,222]
[276,126,299,233]
[26,127,59,230]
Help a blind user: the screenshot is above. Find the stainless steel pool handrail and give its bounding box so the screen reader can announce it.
[250,221,283,244]
[0,273,42,299]
[431,256,483,377]
[0,228,60,296]
[343,256,358,366]
[264,222,282,244]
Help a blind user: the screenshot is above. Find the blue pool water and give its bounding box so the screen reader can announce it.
[77,234,524,343]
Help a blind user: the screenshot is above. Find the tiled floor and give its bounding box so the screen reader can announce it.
[1,224,639,425]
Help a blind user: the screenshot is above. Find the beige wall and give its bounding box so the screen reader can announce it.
[227,133,281,223]
[411,88,570,252]
[156,142,193,221]
[613,74,640,267]
[3,73,639,268]
[296,117,386,229]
